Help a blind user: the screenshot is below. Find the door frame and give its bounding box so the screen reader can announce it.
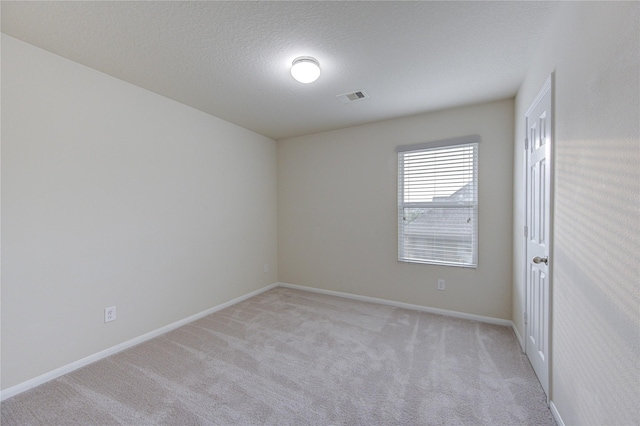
[523,73,555,402]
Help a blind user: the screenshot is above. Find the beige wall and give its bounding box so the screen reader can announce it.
[1,35,278,390]
[513,2,639,423]
[278,99,514,320]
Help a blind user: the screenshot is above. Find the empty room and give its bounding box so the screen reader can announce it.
[1,1,638,425]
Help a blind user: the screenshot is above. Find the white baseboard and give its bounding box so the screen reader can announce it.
[2,282,517,401]
[550,401,565,426]
[511,321,525,351]
[277,282,512,327]
[1,283,279,401]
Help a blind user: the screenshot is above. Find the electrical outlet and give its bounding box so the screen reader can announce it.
[437,279,445,291]
[105,306,116,323]
[264,263,269,273]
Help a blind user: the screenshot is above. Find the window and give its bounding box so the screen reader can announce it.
[397,135,479,268]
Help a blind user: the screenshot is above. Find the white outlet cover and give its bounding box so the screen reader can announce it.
[105,306,116,323]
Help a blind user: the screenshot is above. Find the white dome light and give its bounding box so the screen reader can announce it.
[291,56,321,84]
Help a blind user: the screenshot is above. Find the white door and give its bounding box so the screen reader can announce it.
[525,76,552,397]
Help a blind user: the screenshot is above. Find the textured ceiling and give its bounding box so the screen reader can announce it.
[1,1,560,140]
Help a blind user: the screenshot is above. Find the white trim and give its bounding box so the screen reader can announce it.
[277,282,511,327]
[396,134,481,153]
[1,281,518,401]
[525,76,552,118]
[550,401,565,426]
[0,283,279,401]
[511,321,525,351]
[522,114,529,355]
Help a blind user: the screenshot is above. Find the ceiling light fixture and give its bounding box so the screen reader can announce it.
[291,56,321,84]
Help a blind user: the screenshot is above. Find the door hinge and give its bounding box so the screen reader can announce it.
[525,138,529,150]
[524,226,528,238]
[524,312,528,325]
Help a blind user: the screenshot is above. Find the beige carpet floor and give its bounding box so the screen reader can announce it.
[1,287,556,425]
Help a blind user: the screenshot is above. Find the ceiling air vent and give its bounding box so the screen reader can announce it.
[337,90,369,104]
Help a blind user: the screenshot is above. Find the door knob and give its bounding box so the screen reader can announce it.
[533,256,548,265]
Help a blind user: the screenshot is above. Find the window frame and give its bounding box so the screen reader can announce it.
[396,135,480,268]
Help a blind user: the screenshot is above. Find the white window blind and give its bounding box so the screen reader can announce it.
[397,135,479,267]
